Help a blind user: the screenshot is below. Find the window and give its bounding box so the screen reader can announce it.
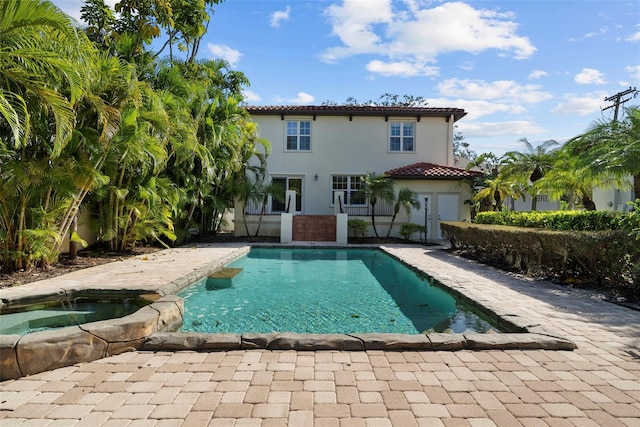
[332,175,365,205]
[536,194,549,203]
[389,122,415,152]
[271,177,302,213]
[286,120,311,151]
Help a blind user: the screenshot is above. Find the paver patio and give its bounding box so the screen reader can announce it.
[1,243,639,426]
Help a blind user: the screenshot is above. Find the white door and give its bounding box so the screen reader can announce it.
[436,194,459,239]
[410,194,433,241]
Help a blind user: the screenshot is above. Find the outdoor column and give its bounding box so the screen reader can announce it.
[336,213,348,244]
[280,190,297,243]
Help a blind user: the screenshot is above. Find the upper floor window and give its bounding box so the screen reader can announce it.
[286,120,311,151]
[389,122,415,152]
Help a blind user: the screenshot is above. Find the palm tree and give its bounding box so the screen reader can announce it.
[386,188,420,238]
[474,175,525,211]
[566,106,640,201]
[501,138,558,210]
[0,0,85,154]
[537,147,632,210]
[357,172,396,237]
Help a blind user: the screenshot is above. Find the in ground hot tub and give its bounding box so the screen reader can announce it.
[0,290,184,380]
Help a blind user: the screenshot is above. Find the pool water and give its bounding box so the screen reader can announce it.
[179,248,500,334]
[0,298,149,335]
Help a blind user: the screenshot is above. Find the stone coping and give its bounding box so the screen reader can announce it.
[142,331,576,352]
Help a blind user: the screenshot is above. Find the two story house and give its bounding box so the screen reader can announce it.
[235,105,482,241]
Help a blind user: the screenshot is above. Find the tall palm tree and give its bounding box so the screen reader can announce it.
[358,172,396,237]
[501,138,558,210]
[566,106,640,201]
[386,187,420,238]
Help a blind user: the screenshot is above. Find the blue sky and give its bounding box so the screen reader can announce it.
[54,0,639,156]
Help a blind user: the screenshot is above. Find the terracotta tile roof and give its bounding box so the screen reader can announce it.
[245,105,466,122]
[385,162,484,180]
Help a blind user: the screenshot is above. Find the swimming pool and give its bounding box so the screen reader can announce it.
[178,248,500,335]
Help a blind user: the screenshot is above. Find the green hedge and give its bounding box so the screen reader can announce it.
[440,221,640,298]
[474,210,632,231]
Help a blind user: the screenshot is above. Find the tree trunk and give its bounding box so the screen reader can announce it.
[634,173,640,201]
[68,214,78,261]
[386,209,399,238]
[370,201,378,237]
[582,195,596,211]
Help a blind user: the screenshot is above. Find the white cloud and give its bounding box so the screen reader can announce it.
[551,91,609,115]
[583,27,608,39]
[574,68,607,85]
[321,1,536,71]
[528,70,548,79]
[436,78,552,105]
[366,60,438,77]
[459,61,474,71]
[270,6,291,28]
[626,65,640,80]
[242,90,261,103]
[288,92,315,104]
[627,24,640,42]
[322,0,393,63]
[206,44,242,67]
[456,121,546,138]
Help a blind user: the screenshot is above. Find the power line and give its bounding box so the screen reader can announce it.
[603,86,638,121]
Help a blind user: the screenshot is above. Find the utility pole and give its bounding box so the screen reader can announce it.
[603,86,638,121]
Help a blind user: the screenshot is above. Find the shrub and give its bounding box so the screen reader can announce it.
[474,210,629,231]
[347,219,368,238]
[441,221,640,299]
[399,223,426,241]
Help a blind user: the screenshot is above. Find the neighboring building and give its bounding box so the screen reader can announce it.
[509,194,560,212]
[235,105,482,241]
[593,177,635,212]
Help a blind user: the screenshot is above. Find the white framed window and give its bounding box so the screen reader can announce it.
[389,121,415,152]
[286,120,311,151]
[536,194,549,203]
[332,175,365,205]
[271,176,303,213]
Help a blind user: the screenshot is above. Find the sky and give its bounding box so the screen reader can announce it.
[53,0,640,156]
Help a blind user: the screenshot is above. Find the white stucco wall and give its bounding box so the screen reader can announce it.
[246,114,453,216]
[593,177,635,211]
[510,194,560,212]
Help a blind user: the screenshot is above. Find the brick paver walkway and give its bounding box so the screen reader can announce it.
[1,244,639,426]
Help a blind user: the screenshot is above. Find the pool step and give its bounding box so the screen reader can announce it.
[207,268,243,289]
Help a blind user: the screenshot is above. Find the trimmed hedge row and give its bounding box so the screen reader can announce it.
[474,210,639,232]
[440,221,640,297]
